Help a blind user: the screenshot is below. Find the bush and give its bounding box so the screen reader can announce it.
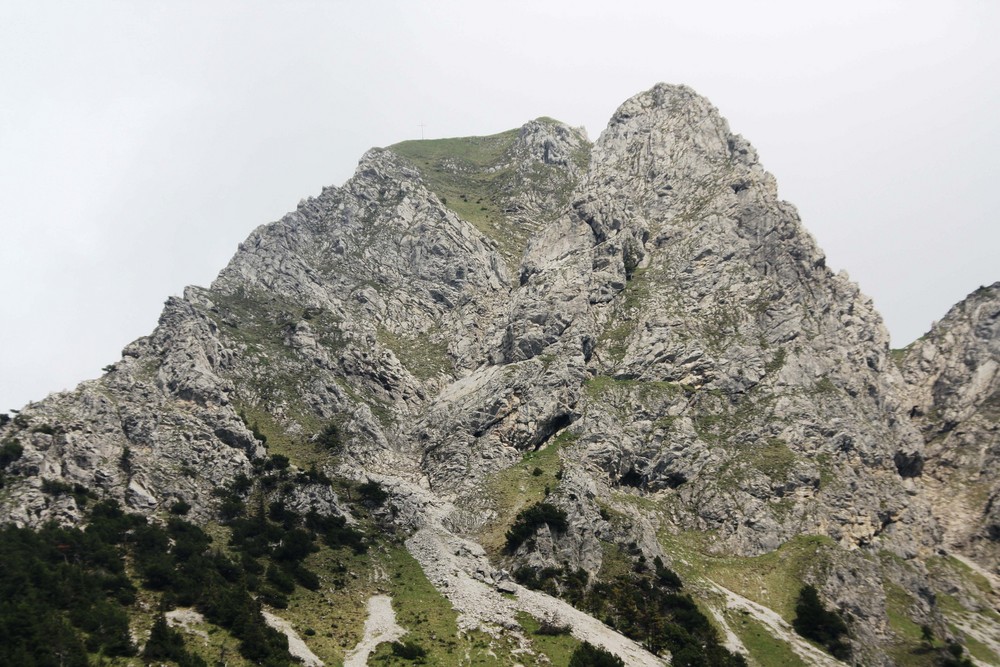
[0,439,22,468]
[248,421,267,445]
[287,562,321,591]
[316,422,344,452]
[654,556,682,589]
[391,640,427,660]
[569,642,624,667]
[170,500,192,515]
[358,480,388,506]
[40,478,75,495]
[792,584,850,659]
[306,510,367,554]
[940,640,974,667]
[535,620,572,636]
[266,454,289,471]
[272,528,318,563]
[505,502,568,552]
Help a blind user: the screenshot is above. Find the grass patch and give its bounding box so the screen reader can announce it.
[889,347,909,368]
[596,269,653,362]
[390,130,526,270]
[609,488,663,514]
[582,376,682,423]
[391,123,586,275]
[477,432,575,556]
[377,326,453,381]
[517,611,582,665]
[276,543,376,664]
[234,402,324,470]
[596,541,634,581]
[334,378,396,429]
[583,376,681,401]
[883,581,924,644]
[377,546,463,664]
[166,612,247,667]
[726,609,805,667]
[961,630,1000,666]
[936,555,995,598]
[660,532,835,623]
[749,439,798,482]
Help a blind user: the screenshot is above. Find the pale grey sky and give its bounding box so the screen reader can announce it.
[2,0,998,411]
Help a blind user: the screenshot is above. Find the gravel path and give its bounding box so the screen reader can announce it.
[343,595,408,667]
[706,605,749,657]
[263,610,324,667]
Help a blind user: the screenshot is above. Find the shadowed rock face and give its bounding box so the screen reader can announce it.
[902,282,1000,567]
[1,83,996,665]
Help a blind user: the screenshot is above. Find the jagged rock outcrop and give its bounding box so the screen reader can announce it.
[902,282,1000,569]
[1,84,997,666]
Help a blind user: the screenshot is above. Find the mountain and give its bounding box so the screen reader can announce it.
[1,84,997,667]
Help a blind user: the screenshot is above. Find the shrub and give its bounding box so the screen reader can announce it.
[569,642,624,667]
[505,502,568,552]
[358,480,388,506]
[219,498,246,522]
[248,421,267,445]
[939,640,974,667]
[792,584,850,659]
[266,454,289,471]
[170,500,192,515]
[0,439,22,468]
[40,478,75,495]
[119,446,133,473]
[306,510,367,554]
[654,556,682,589]
[391,640,427,660]
[266,564,296,594]
[316,421,344,452]
[535,620,572,636]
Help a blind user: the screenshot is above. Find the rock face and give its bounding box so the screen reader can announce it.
[1,84,998,666]
[901,283,1000,567]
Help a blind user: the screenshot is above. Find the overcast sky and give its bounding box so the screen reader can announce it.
[1,1,998,411]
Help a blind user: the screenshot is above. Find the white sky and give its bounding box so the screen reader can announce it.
[1,0,998,411]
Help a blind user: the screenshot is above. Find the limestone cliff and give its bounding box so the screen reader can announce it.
[902,283,1000,568]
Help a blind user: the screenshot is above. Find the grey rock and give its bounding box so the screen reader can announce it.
[901,282,1000,569]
